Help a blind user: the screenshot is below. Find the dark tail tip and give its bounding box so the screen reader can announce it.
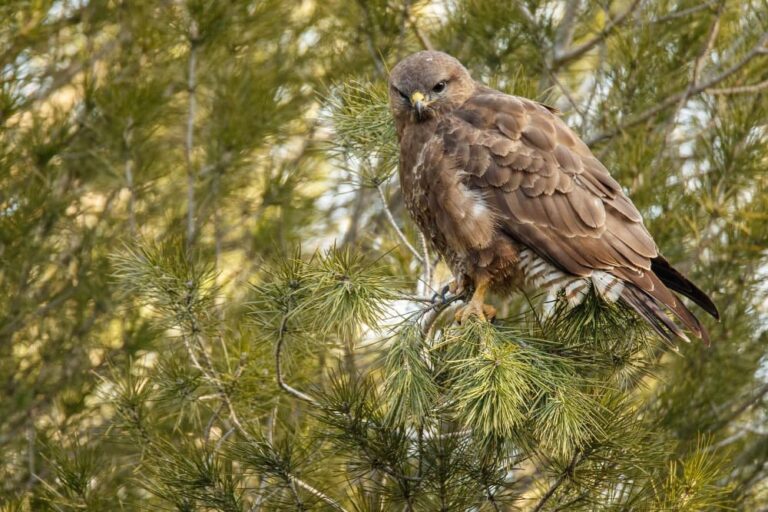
[651,256,719,320]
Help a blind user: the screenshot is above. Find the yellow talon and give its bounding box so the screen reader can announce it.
[454,279,496,324]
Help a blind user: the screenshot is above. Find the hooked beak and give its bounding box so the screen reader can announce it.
[410,91,429,119]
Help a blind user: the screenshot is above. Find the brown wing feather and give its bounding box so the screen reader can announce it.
[439,90,715,342]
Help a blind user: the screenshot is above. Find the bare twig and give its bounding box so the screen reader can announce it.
[532,453,582,512]
[652,1,716,24]
[252,407,277,511]
[710,383,768,433]
[286,476,305,510]
[587,33,768,145]
[709,79,768,95]
[683,7,722,101]
[654,6,722,167]
[357,0,386,78]
[420,231,432,293]
[123,118,136,237]
[26,419,35,489]
[291,476,349,512]
[547,69,586,118]
[183,318,343,511]
[213,170,223,272]
[204,402,225,443]
[553,0,643,67]
[185,20,199,250]
[275,315,319,405]
[554,0,581,56]
[376,183,424,263]
[408,12,434,51]
[585,49,606,125]
[515,3,538,27]
[341,184,368,246]
[419,294,463,338]
[396,0,412,58]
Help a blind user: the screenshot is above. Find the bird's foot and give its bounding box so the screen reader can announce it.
[447,279,465,296]
[431,279,467,304]
[455,302,497,324]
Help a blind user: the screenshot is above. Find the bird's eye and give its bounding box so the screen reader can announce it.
[394,87,409,103]
[432,81,447,93]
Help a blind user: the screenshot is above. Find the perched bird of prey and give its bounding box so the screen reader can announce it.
[388,51,719,344]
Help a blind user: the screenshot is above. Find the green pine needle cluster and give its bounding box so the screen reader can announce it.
[2,0,766,510]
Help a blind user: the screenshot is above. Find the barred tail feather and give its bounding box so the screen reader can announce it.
[620,286,690,343]
[620,279,712,346]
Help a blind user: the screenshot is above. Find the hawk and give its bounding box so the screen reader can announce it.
[388,51,719,344]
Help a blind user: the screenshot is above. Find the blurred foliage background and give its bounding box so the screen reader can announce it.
[1,0,767,510]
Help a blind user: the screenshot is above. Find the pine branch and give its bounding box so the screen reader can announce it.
[587,32,768,145]
[553,0,643,67]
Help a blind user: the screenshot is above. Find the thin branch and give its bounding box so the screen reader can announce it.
[547,69,586,118]
[286,476,306,510]
[185,20,199,250]
[710,383,768,432]
[26,419,35,489]
[341,182,368,245]
[213,170,223,273]
[419,294,463,338]
[357,0,386,78]
[183,318,343,511]
[396,0,412,59]
[252,408,277,511]
[654,6,722,167]
[532,453,581,512]
[2,39,119,125]
[515,3,537,27]
[709,79,768,95]
[554,0,581,56]
[486,486,502,512]
[291,475,349,512]
[553,0,643,67]
[376,183,424,263]
[420,231,432,293]
[409,13,434,51]
[275,315,319,405]
[587,32,768,145]
[123,118,136,237]
[652,1,715,24]
[578,42,606,132]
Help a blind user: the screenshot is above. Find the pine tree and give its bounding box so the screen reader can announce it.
[1,1,767,510]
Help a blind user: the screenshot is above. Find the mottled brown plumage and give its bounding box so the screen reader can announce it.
[388,51,719,344]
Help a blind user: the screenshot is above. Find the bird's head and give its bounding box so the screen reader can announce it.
[388,51,475,129]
